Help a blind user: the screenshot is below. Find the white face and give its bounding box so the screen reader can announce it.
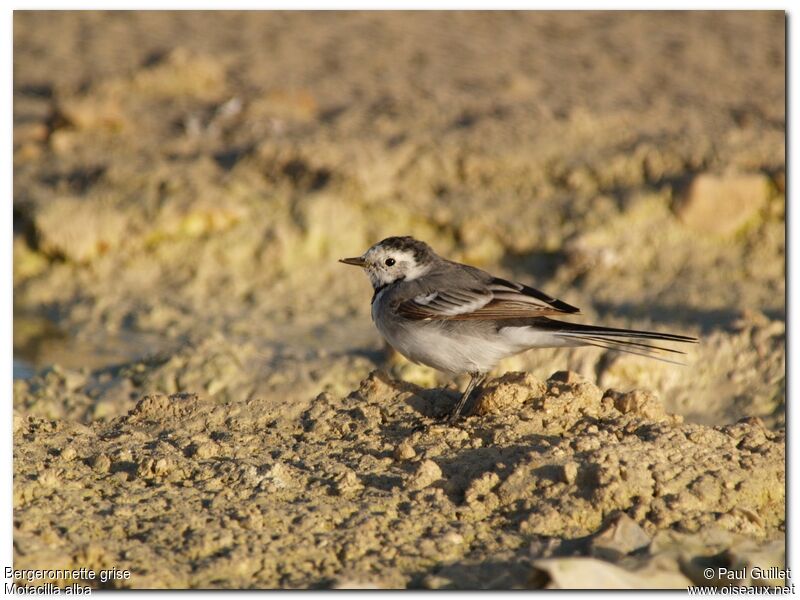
[361,244,431,288]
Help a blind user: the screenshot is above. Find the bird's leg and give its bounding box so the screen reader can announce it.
[449,372,487,423]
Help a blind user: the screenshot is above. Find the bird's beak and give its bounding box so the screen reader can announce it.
[339,256,367,267]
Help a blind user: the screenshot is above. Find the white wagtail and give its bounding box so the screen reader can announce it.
[340,236,697,423]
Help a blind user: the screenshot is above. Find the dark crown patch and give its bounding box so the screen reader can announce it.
[378,236,435,263]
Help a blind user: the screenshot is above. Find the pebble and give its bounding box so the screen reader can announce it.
[334,470,363,496]
[560,462,578,485]
[673,172,769,236]
[407,459,443,491]
[92,453,111,474]
[394,441,416,461]
[590,513,652,561]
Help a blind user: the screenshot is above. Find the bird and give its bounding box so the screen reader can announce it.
[340,236,697,423]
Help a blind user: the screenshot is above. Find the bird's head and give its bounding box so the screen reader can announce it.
[340,236,437,289]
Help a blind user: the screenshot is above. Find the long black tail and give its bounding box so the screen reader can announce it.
[534,317,698,365]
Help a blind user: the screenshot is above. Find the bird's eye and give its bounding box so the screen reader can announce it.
[385,258,396,266]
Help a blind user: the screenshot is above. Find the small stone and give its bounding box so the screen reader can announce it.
[672,172,770,236]
[92,453,111,474]
[560,462,578,485]
[334,470,363,496]
[263,462,293,489]
[549,371,585,384]
[394,441,416,461]
[60,446,77,461]
[154,457,173,476]
[407,459,443,491]
[590,513,652,561]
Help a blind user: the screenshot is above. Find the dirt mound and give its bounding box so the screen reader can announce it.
[13,371,784,588]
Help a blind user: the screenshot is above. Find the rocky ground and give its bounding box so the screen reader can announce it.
[13,11,785,589]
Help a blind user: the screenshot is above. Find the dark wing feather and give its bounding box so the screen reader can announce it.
[397,277,580,321]
[487,278,580,314]
[397,288,494,319]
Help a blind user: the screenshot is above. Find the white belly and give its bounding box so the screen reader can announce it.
[378,319,504,374]
[370,286,583,374]
[372,297,577,375]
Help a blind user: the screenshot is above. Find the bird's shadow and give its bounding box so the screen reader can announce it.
[403,385,461,419]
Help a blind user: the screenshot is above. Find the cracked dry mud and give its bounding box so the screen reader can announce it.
[13,11,785,589]
[14,371,784,588]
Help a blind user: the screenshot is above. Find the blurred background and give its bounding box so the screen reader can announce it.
[11,11,786,590]
[13,11,785,427]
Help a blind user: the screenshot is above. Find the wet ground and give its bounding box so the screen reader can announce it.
[13,11,785,588]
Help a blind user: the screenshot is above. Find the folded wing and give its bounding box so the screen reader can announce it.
[397,277,580,320]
